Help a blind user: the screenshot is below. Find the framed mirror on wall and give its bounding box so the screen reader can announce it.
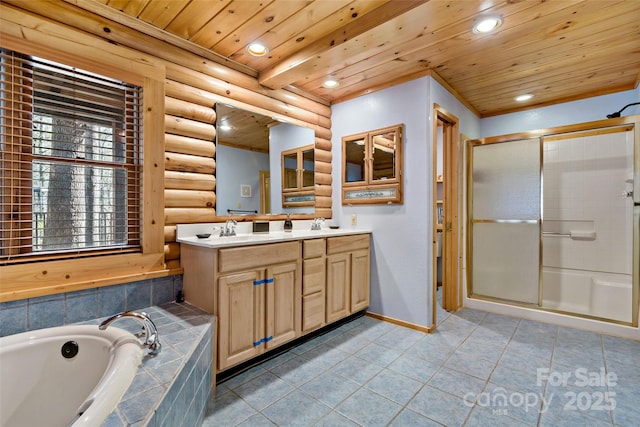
[342,124,404,204]
[215,103,316,216]
[281,144,315,208]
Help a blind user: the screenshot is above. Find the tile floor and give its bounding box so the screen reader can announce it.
[202,307,640,427]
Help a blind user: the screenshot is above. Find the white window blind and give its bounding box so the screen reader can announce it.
[0,48,142,263]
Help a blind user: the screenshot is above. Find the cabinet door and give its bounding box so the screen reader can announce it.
[326,253,350,323]
[282,151,298,190]
[350,249,370,313]
[265,262,301,349]
[343,133,367,184]
[218,270,264,370]
[301,147,315,190]
[370,126,400,184]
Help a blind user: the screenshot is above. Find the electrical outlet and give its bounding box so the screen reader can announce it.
[351,214,357,226]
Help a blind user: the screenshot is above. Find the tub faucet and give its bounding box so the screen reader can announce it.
[99,311,161,355]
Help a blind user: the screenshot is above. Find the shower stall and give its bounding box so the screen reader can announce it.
[467,117,639,327]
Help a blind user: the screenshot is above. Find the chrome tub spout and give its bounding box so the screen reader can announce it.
[99,311,161,355]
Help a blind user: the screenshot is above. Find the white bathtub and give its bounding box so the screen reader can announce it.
[542,267,632,323]
[0,325,142,427]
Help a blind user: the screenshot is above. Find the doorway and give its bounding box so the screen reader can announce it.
[432,105,461,327]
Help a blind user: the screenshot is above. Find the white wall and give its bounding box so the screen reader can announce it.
[480,88,640,137]
[331,77,479,328]
[216,144,269,215]
[430,79,481,139]
[332,78,431,326]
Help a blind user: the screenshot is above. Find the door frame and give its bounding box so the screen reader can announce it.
[432,104,461,327]
[259,170,270,214]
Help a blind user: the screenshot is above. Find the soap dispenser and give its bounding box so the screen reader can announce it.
[284,213,293,232]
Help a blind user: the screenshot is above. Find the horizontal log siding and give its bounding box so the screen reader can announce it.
[162,71,332,268]
[1,1,332,283]
[163,80,217,265]
[164,133,216,158]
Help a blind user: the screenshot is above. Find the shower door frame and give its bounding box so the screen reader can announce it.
[466,115,640,327]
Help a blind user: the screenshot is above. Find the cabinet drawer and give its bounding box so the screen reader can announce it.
[303,257,325,295]
[218,241,300,273]
[302,292,325,332]
[327,234,370,255]
[303,238,325,259]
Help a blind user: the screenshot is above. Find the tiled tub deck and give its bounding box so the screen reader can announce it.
[0,277,215,426]
[89,302,215,427]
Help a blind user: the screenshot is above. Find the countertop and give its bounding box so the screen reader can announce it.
[177,227,371,249]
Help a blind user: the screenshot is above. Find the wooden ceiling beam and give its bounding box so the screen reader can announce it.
[258,0,428,90]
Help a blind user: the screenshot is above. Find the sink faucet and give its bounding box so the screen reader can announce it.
[220,218,237,237]
[311,217,325,230]
[99,311,161,355]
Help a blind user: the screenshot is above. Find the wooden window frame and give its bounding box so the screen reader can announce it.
[0,35,165,303]
[2,50,142,260]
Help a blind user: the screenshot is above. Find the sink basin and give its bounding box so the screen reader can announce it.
[225,234,254,240]
[215,234,257,243]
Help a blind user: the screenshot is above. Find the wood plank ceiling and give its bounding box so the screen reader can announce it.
[77,0,640,116]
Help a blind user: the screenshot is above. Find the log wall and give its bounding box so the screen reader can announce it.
[1,1,333,278]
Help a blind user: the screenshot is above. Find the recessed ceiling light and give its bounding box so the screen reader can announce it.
[473,17,502,34]
[322,79,340,89]
[246,42,269,57]
[219,124,231,131]
[515,94,533,102]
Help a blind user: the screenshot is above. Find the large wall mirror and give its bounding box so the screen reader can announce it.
[215,103,316,216]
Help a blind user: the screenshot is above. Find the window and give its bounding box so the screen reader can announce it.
[0,48,142,263]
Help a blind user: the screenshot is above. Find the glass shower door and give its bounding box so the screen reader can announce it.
[469,138,541,304]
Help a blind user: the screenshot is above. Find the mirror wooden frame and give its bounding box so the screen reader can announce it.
[341,124,404,205]
[281,143,316,208]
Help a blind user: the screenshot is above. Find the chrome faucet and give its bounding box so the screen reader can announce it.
[311,217,325,230]
[220,218,237,236]
[99,311,161,355]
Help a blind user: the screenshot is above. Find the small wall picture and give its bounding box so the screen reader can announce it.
[241,184,251,198]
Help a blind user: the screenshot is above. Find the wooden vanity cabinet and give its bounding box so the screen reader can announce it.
[217,262,301,370]
[326,234,371,322]
[215,241,301,371]
[180,233,370,373]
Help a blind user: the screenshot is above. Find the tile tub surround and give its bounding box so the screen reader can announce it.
[0,292,213,426]
[85,302,215,427]
[204,311,640,427]
[0,275,183,337]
